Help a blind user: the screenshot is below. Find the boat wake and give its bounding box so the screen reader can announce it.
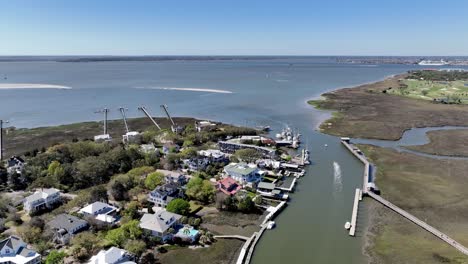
[134,86,233,94]
[333,161,342,194]
[0,83,71,89]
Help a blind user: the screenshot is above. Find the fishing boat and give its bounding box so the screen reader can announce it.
[267,221,276,229]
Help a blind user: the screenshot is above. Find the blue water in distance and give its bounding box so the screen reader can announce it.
[1,57,461,263]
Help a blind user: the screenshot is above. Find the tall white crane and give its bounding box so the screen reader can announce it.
[119,107,141,143]
[94,108,111,142]
[160,104,182,133]
[119,107,130,133]
[138,106,161,130]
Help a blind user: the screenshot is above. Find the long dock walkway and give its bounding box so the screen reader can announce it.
[367,191,468,255]
[341,137,468,255]
[349,188,361,236]
[214,235,249,241]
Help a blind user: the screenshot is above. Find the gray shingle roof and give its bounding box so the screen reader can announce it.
[47,214,88,234]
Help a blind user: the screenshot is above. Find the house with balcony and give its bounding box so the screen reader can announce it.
[158,170,187,186]
[47,214,88,245]
[6,156,25,175]
[139,210,182,242]
[148,183,182,208]
[0,236,41,264]
[23,188,61,215]
[79,202,119,224]
[223,163,263,184]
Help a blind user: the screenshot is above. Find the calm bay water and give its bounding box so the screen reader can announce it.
[0,58,430,263]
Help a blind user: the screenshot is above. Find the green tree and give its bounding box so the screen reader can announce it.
[144,171,164,190]
[45,250,66,264]
[89,185,108,203]
[238,196,255,213]
[166,199,190,215]
[124,240,146,257]
[234,149,262,163]
[186,177,215,203]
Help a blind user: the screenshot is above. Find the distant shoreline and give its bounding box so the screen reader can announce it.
[0,83,71,89]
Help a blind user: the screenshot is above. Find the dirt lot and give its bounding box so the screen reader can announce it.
[310,75,468,140]
[360,145,468,264]
[405,129,468,157]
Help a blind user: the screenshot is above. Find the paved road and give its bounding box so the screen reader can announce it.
[368,191,468,255]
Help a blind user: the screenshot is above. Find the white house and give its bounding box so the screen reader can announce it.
[87,247,135,264]
[23,188,61,214]
[198,149,228,162]
[0,236,41,264]
[79,202,118,223]
[223,163,263,183]
[139,210,182,242]
[159,170,187,185]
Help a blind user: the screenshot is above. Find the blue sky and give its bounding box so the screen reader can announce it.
[1,0,468,56]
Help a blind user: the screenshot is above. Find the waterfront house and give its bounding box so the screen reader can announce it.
[217,177,242,196]
[174,225,200,243]
[198,149,228,163]
[224,163,263,183]
[159,170,187,185]
[6,156,25,175]
[79,202,119,223]
[0,236,41,264]
[195,120,216,132]
[47,214,88,245]
[148,182,182,208]
[139,210,182,242]
[87,247,135,264]
[24,188,61,214]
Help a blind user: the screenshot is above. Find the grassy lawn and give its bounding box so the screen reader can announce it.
[158,239,243,264]
[189,201,203,214]
[360,145,468,264]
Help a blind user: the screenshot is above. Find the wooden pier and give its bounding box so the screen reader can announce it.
[349,188,361,236]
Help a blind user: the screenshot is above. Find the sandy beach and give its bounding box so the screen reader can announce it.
[0,83,71,89]
[135,86,233,94]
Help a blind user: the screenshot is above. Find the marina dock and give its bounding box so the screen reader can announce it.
[341,137,468,255]
[349,188,361,236]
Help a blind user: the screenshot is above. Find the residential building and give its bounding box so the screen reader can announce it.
[224,163,263,183]
[148,183,182,208]
[158,170,187,185]
[162,143,179,154]
[183,157,210,171]
[47,214,88,245]
[0,236,41,264]
[217,177,242,196]
[6,156,25,175]
[195,120,216,132]
[79,202,119,223]
[87,247,135,264]
[139,210,182,242]
[23,188,61,214]
[198,149,228,163]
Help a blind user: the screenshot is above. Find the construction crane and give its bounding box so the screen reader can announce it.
[94,108,112,142]
[0,119,9,161]
[119,107,141,143]
[160,104,183,133]
[138,106,161,130]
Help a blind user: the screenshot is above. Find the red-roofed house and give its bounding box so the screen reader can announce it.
[217,177,242,196]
